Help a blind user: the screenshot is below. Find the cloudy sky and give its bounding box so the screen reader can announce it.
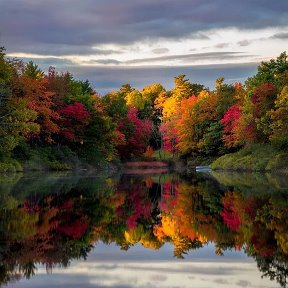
[10,243,278,288]
[1,0,288,94]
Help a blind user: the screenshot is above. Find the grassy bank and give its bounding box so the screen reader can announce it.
[211,144,288,173]
[1,144,119,174]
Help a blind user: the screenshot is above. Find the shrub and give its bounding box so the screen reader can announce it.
[48,161,71,171]
[0,162,15,173]
[211,144,287,172]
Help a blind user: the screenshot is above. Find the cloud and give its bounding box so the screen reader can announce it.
[79,51,251,67]
[215,43,230,48]
[87,59,122,65]
[125,52,249,65]
[65,62,258,95]
[213,278,231,284]
[6,44,122,57]
[150,274,168,282]
[236,280,251,287]
[152,48,170,54]
[237,40,252,47]
[270,32,288,39]
[14,57,74,67]
[1,0,287,56]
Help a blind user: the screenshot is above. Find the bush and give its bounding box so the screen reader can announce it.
[0,162,15,173]
[266,153,288,172]
[0,159,22,173]
[271,136,288,151]
[13,141,33,160]
[16,145,80,171]
[10,159,23,172]
[211,144,287,172]
[48,161,71,171]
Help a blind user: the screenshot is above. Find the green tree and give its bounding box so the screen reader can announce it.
[101,91,128,121]
[0,47,12,107]
[246,52,288,92]
[269,85,288,148]
[0,98,39,157]
[24,61,44,80]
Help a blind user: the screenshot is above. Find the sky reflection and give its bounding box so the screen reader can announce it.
[8,242,277,288]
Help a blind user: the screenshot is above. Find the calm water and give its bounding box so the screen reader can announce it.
[1,171,288,288]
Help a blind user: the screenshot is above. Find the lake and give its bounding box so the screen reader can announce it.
[0,170,288,287]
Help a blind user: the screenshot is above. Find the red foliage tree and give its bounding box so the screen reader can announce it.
[116,183,152,230]
[117,108,152,159]
[251,83,278,118]
[58,102,91,142]
[220,193,241,231]
[57,218,89,239]
[159,122,178,154]
[220,104,242,148]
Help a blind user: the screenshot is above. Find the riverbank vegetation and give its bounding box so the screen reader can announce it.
[0,47,287,172]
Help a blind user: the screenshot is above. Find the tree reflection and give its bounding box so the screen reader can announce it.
[0,172,288,286]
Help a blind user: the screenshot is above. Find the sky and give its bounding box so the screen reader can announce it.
[1,0,288,94]
[8,243,278,288]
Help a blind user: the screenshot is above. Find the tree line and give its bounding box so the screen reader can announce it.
[0,47,287,169]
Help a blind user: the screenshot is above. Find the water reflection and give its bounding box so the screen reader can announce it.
[0,171,288,287]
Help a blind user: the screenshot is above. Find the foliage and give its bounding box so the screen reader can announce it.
[221,104,242,148]
[116,108,153,159]
[58,102,91,142]
[0,48,288,170]
[246,52,288,92]
[270,85,288,146]
[211,144,288,172]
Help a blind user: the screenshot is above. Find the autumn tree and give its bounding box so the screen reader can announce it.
[125,90,145,110]
[172,74,193,100]
[20,71,60,144]
[58,102,91,143]
[0,55,40,157]
[246,52,288,92]
[172,78,237,157]
[269,85,288,148]
[0,98,39,157]
[117,108,153,159]
[221,104,242,148]
[174,96,199,154]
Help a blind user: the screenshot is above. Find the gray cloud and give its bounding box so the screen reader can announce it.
[237,40,252,47]
[152,48,170,54]
[1,0,287,55]
[236,280,251,287]
[16,57,74,67]
[125,52,250,65]
[88,59,122,65]
[117,264,251,276]
[6,44,121,57]
[270,32,288,39]
[215,43,230,49]
[16,273,135,288]
[65,62,258,95]
[150,274,168,282]
[213,278,230,284]
[10,58,256,96]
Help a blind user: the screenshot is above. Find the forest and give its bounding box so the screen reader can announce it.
[0,47,288,172]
